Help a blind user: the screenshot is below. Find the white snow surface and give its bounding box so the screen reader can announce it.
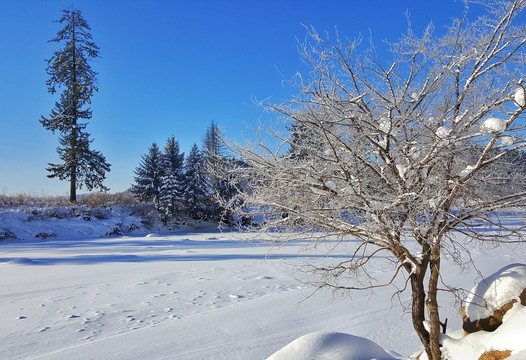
[419,302,526,360]
[2,208,526,359]
[464,263,526,320]
[267,331,399,360]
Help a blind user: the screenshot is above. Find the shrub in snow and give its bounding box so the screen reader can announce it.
[462,264,526,334]
[266,332,398,360]
[35,232,57,239]
[0,229,17,241]
[478,349,512,360]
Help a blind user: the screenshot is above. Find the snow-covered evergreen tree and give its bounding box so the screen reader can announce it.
[182,144,210,220]
[40,8,110,202]
[203,120,226,171]
[286,120,323,161]
[159,136,185,218]
[131,143,164,208]
[202,121,234,220]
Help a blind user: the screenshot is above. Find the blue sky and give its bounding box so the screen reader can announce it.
[0,0,469,196]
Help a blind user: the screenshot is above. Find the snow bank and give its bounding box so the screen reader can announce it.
[439,303,526,360]
[464,263,526,321]
[510,350,526,359]
[416,264,526,360]
[0,205,144,241]
[266,331,399,360]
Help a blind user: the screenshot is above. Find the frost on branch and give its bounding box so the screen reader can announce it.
[514,87,525,107]
[222,2,526,360]
[480,117,507,134]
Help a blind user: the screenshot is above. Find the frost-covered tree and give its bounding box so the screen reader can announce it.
[182,144,211,220]
[287,120,322,160]
[131,142,164,208]
[40,8,110,202]
[203,120,226,170]
[159,136,185,218]
[222,1,526,359]
[202,121,233,220]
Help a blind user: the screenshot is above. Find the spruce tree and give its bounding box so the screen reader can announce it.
[40,8,110,202]
[287,120,322,161]
[159,136,185,218]
[131,143,164,208]
[202,121,236,221]
[202,120,225,175]
[182,144,210,220]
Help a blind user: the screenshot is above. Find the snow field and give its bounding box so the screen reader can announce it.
[1,225,526,359]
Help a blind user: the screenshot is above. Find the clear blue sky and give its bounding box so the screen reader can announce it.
[0,0,469,196]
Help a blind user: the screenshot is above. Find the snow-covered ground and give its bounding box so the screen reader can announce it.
[1,208,526,359]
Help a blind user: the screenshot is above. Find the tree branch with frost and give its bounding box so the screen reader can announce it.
[218,2,526,359]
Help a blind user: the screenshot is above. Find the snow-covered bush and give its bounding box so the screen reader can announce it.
[0,204,146,241]
[0,228,17,241]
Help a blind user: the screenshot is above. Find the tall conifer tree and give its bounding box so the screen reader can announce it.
[40,8,110,202]
[183,144,210,219]
[159,136,185,217]
[131,142,164,208]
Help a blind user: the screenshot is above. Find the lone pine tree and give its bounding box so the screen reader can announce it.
[40,8,110,202]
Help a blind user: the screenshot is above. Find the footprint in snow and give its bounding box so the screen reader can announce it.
[256,276,273,280]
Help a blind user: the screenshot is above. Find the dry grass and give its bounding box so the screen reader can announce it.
[478,350,512,360]
[0,192,139,207]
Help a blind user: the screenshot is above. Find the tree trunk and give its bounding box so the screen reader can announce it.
[70,166,77,202]
[427,245,442,360]
[410,274,432,358]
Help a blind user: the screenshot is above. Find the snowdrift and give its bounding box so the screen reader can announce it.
[266,331,400,360]
[419,264,526,360]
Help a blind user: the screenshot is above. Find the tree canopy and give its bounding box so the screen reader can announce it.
[221,1,526,359]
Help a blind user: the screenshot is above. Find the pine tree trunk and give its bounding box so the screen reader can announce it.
[70,166,77,202]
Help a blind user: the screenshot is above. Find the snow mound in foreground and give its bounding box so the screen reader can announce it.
[510,349,526,359]
[266,331,399,360]
[440,303,526,360]
[419,264,526,360]
[464,263,526,321]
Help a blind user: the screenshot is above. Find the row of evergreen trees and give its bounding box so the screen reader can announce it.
[130,121,234,222]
